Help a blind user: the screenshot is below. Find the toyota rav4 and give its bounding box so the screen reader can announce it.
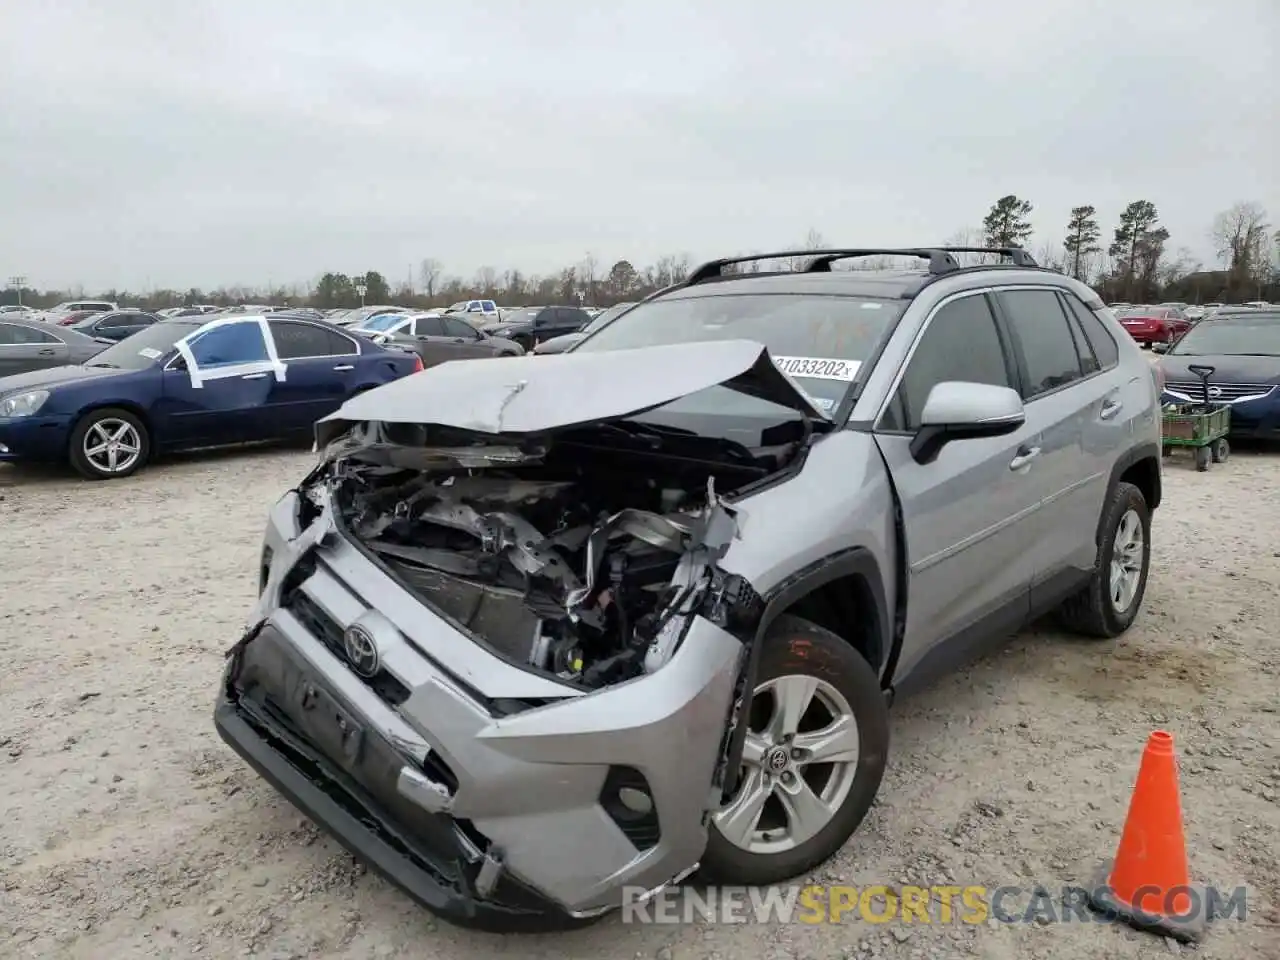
[214,246,1162,931]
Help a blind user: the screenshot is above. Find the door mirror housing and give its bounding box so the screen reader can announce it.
[909,381,1026,464]
[1151,341,1169,353]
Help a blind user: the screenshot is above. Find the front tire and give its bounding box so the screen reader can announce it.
[1058,481,1151,638]
[701,615,889,886]
[69,407,150,480]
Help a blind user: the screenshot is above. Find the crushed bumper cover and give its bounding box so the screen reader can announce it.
[214,624,594,932]
[215,599,744,928]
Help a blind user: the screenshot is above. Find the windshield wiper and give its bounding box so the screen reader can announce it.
[588,420,759,466]
[86,361,119,368]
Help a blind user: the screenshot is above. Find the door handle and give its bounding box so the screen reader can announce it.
[1009,446,1041,471]
[332,364,354,371]
[1099,397,1123,420]
[38,348,56,356]
[241,372,268,380]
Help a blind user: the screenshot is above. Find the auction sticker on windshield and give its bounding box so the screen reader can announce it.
[771,357,861,381]
[138,347,163,359]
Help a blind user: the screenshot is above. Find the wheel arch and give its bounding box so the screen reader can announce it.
[756,548,891,678]
[1108,441,1162,517]
[68,400,156,452]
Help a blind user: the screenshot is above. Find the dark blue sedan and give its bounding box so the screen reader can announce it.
[0,314,422,480]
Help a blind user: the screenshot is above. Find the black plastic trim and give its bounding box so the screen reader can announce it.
[1106,440,1163,516]
[214,697,588,932]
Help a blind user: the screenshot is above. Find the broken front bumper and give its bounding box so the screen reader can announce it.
[214,627,583,931]
[214,492,748,926]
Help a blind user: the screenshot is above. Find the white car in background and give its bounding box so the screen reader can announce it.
[444,299,500,325]
[37,300,118,322]
[350,311,444,337]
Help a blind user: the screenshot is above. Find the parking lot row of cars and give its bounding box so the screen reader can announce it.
[1,285,1275,483]
[1106,299,1274,346]
[0,298,636,480]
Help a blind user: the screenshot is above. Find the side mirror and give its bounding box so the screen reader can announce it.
[1151,341,1169,353]
[909,381,1025,465]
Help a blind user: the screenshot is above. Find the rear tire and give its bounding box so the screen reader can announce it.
[1194,446,1211,472]
[700,615,888,886]
[1212,439,1229,463]
[1058,481,1151,638]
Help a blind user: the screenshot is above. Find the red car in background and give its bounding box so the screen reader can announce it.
[1115,305,1191,346]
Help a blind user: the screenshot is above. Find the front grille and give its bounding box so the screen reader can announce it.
[282,589,411,706]
[1165,381,1276,403]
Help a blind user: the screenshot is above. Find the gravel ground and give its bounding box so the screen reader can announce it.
[2,443,1278,960]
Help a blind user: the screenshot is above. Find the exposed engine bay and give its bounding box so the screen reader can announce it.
[316,418,788,689]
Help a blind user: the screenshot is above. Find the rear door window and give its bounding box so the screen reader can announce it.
[1062,297,1120,370]
[442,317,477,338]
[269,320,343,359]
[995,289,1086,400]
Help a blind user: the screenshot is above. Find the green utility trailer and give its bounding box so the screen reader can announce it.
[1161,363,1231,472]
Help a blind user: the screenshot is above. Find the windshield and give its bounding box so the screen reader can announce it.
[1169,316,1280,356]
[574,293,903,411]
[361,313,403,331]
[1119,307,1167,318]
[84,321,203,369]
[583,302,635,333]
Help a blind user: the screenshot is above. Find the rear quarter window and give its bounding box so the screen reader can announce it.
[1063,294,1120,368]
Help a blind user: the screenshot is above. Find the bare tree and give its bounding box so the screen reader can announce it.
[418,258,443,301]
[1211,202,1271,296]
[1160,246,1201,287]
[941,226,993,266]
[579,252,600,305]
[474,266,498,294]
[788,228,829,270]
[1034,240,1065,272]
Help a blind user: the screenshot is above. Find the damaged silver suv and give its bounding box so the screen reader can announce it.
[215,247,1163,931]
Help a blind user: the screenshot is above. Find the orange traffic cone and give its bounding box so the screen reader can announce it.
[1087,730,1207,942]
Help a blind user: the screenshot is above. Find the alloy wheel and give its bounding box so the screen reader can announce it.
[713,674,860,855]
[1110,508,1145,612]
[83,418,142,475]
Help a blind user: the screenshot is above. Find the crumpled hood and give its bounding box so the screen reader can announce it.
[315,339,829,446]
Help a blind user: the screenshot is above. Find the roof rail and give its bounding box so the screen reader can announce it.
[685,248,963,285]
[934,246,1039,268]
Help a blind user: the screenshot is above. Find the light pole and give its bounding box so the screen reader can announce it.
[355,283,367,308]
[7,275,26,307]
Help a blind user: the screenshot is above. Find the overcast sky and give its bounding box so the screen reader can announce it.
[2,0,1276,292]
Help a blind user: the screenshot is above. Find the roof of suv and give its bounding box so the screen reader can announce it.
[656,246,1093,305]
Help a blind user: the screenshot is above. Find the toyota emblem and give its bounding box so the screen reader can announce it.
[342,624,380,677]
